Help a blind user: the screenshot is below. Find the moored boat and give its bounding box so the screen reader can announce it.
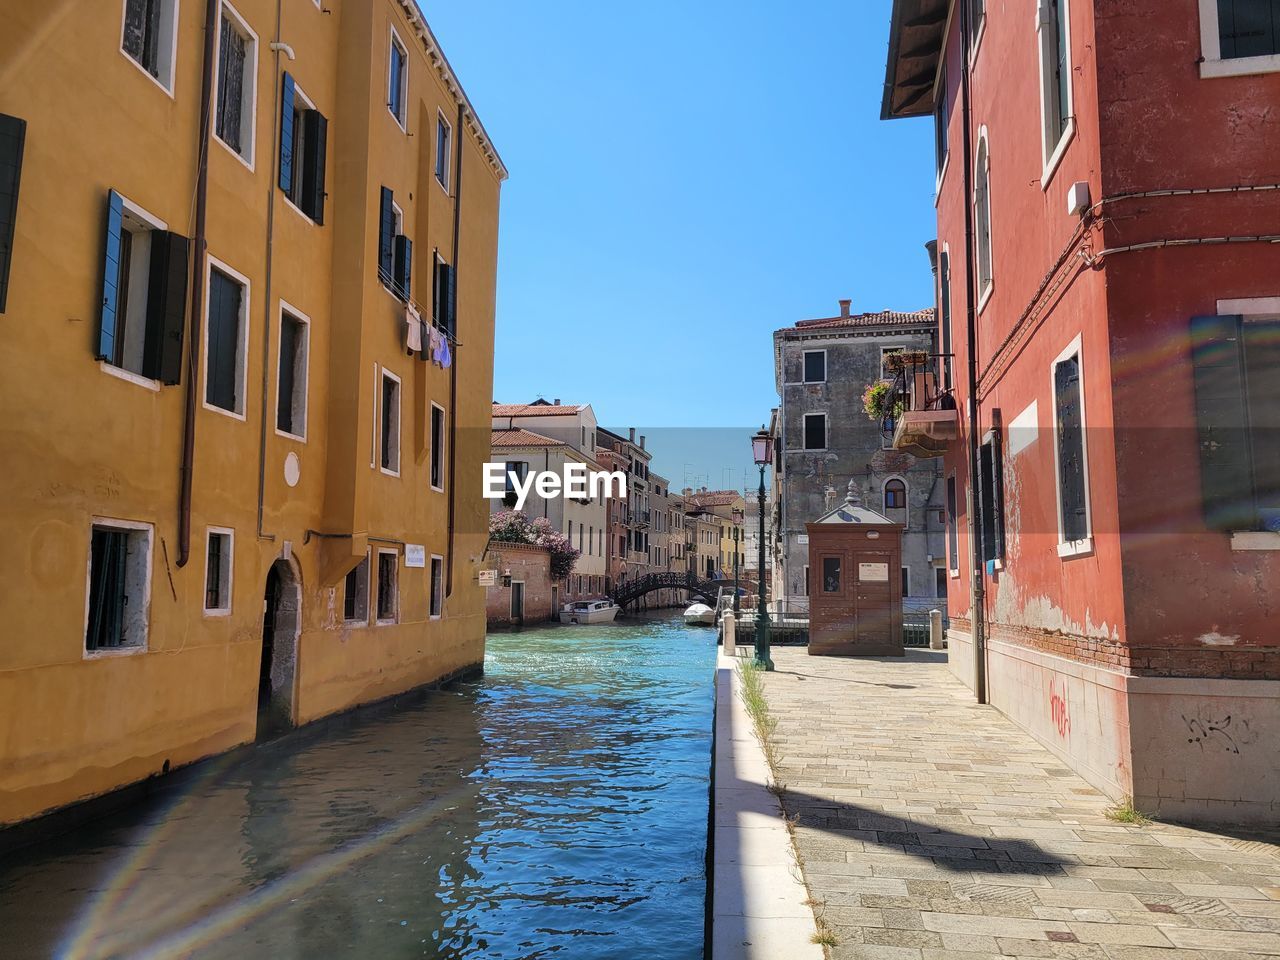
[682,603,715,626]
[559,599,621,624]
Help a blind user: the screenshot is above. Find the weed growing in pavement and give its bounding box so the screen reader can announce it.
[810,923,839,947]
[1105,796,1153,825]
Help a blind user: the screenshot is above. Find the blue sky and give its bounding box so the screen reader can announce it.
[426,1,936,475]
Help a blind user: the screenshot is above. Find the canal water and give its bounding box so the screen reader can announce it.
[0,614,717,960]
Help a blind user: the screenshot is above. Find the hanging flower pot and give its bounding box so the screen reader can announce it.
[862,380,904,422]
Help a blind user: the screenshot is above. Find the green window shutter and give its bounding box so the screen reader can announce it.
[302,109,327,224]
[279,71,295,194]
[394,234,412,300]
[98,191,125,362]
[378,187,394,283]
[0,114,25,313]
[142,230,189,384]
[1190,314,1256,531]
[444,262,456,338]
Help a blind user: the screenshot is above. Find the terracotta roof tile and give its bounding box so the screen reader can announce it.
[490,428,565,448]
[492,402,585,417]
[790,308,935,331]
[687,490,742,507]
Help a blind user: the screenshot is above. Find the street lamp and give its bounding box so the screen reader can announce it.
[731,505,744,615]
[751,428,774,671]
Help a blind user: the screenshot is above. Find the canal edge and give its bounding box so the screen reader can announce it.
[710,654,824,959]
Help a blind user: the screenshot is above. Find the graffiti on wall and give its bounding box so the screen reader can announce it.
[1049,679,1070,738]
[1183,708,1258,754]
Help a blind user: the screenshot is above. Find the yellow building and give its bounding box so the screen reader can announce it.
[0,0,504,825]
[683,488,746,578]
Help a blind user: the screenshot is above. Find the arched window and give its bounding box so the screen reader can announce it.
[974,132,994,302]
[885,479,907,510]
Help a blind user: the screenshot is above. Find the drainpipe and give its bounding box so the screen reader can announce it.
[256,0,285,544]
[177,0,220,568]
[445,101,465,596]
[958,0,988,703]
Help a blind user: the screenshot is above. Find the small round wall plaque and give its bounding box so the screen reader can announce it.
[867,530,880,539]
[284,452,301,487]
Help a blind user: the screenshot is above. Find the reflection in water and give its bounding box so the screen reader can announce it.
[0,615,714,959]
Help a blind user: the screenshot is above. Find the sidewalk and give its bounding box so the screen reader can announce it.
[759,647,1280,960]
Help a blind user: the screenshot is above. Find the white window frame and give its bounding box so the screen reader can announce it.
[201,254,252,421]
[388,25,408,130]
[802,412,827,451]
[435,109,452,194]
[1198,0,1280,78]
[968,0,987,66]
[947,470,961,577]
[281,81,319,224]
[202,526,234,616]
[933,64,949,199]
[1050,333,1094,558]
[275,300,310,442]
[801,349,827,384]
[343,550,371,626]
[429,554,444,619]
[1036,0,1076,188]
[119,0,180,96]
[212,1,258,171]
[375,547,399,625]
[98,194,168,391]
[974,127,994,312]
[380,202,405,298]
[430,401,447,492]
[883,475,909,514]
[379,368,402,477]
[84,517,153,658]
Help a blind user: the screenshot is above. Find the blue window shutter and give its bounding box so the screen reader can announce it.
[394,234,412,300]
[1191,314,1256,530]
[0,113,26,314]
[279,71,295,194]
[378,187,394,282]
[98,190,125,362]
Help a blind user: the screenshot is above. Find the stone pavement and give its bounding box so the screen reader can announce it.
[760,648,1280,960]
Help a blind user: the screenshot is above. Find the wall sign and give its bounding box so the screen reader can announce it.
[858,562,889,582]
[404,544,426,568]
[479,569,497,587]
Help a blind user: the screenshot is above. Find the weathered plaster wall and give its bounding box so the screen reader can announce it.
[485,543,555,626]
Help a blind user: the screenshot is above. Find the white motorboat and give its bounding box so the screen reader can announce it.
[559,600,621,625]
[683,603,715,626]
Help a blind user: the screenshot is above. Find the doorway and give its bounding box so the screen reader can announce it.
[258,558,300,740]
[510,580,525,625]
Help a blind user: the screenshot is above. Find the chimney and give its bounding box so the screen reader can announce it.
[629,427,636,442]
[639,435,646,450]
[839,299,851,319]
[553,398,560,405]
[682,487,693,496]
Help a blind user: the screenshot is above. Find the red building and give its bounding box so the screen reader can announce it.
[883,0,1279,824]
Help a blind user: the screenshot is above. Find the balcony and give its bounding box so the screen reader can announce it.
[876,352,959,459]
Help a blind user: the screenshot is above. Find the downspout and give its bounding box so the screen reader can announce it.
[256,0,285,543]
[177,0,220,568]
[445,101,465,596]
[957,0,988,703]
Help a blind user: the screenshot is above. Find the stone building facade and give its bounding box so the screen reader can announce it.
[484,542,553,626]
[772,301,946,613]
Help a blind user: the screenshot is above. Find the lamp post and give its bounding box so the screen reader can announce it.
[731,505,744,615]
[751,428,774,671]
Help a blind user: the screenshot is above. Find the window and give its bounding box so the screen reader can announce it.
[802,350,826,383]
[435,112,452,191]
[86,520,152,653]
[1037,0,1073,177]
[974,132,993,305]
[96,191,189,385]
[946,475,959,572]
[204,259,249,416]
[980,433,1005,564]
[1201,0,1280,75]
[901,567,910,597]
[214,4,257,168]
[433,254,456,337]
[884,479,907,510]
[0,113,23,315]
[204,528,233,614]
[803,413,826,450]
[939,248,953,390]
[121,0,178,93]
[821,556,841,593]
[376,550,398,623]
[1191,311,1280,533]
[936,567,948,598]
[343,553,370,623]
[430,555,444,618]
[388,29,407,128]
[504,461,528,507]
[967,0,986,52]
[430,403,446,490]
[380,370,401,475]
[803,564,810,596]
[1052,341,1092,554]
[933,65,949,178]
[279,74,328,223]
[276,306,308,439]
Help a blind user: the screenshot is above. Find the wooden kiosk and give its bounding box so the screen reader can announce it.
[806,480,905,657]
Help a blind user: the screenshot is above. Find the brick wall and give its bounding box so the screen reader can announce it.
[486,542,556,627]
